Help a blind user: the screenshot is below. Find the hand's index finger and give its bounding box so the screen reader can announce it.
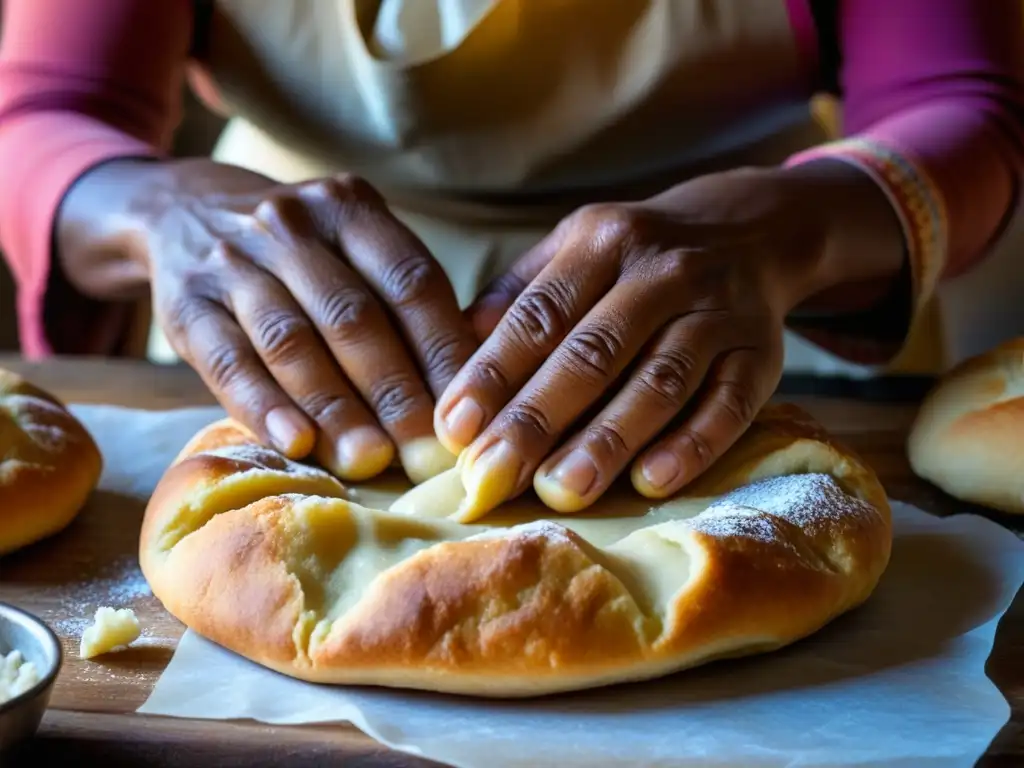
[174,296,316,457]
[434,231,620,457]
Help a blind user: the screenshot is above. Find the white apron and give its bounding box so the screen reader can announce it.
[149,0,1024,375]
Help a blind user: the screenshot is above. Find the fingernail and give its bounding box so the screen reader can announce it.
[443,397,485,448]
[265,407,310,456]
[642,450,681,491]
[548,449,598,497]
[459,439,522,520]
[335,426,394,481]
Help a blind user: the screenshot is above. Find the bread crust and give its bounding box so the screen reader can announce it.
[0,369,103,554]
[908,338,1024,514]
[140,403,892,697]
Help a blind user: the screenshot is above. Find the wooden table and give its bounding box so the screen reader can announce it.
[1,355,1022,767]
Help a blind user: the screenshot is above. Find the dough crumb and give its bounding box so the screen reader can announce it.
[80,607,141,659]
[399,437,458,485]
[0,649,40,703]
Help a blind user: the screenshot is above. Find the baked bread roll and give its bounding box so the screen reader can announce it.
[140,404,892,698]
[908,338,1024,514]
[0,369,103,555]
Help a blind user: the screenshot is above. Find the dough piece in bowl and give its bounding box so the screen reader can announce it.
[0,369,103,555]
[908,337,1024,514]
[140,404,892,698]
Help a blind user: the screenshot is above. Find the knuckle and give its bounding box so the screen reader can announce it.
[204,342,253,393]
[656,248,692,283]
[637,348,699,407]
[503,401,555,440]
[310,174,377,204]
[299,391,354,426]
[160,292,213,340]
[678,428,715,471]
[251,309,312,364]
[201,241,260,285]
[253,196,289,228]
[582,421,631,459]
[335,173,376,200]
[573,203,640,245]
[205,239,245,270]
[368,373,427,425]
[506,281,576,351]
[317,285,374,336]
[716,380,756,426]
[251,195,312,241]
[380,255,437,308]
[419,331,468,381]
[473,358,510,392]
[560,325,624,383]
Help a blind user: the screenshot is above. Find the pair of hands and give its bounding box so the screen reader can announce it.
[143,161,823,511]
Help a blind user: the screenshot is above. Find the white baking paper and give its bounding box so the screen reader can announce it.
[69,405,1024,768]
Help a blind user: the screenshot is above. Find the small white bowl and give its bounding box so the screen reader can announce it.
[0,602,63,755]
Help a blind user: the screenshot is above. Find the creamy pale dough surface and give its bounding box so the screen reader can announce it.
[166,462,722,637]
[376,467,714,545]
[80,607,141,659]
[336,468,718,623]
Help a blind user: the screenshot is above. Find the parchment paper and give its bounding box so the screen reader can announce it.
[71,404,1024,768]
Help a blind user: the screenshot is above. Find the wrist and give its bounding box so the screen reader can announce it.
[770,159,908,314]
[58,157,275,298]
[56,157,172,299]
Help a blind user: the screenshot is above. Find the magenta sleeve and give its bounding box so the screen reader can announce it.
[782,0,1024,367]
[839,0,1024,277]
[0,0,192,357]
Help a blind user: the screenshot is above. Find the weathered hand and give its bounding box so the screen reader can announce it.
[139,160,476,482]
[435,168,825,511]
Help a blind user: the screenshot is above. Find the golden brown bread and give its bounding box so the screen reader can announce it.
[908,337,1024,514]
[0,369,103,555]
[140,404,892,697]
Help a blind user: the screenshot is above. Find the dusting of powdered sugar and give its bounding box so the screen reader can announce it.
[3,395,75,455]
[688,504,783,543]
[52,555,152,640]
[688,473,873,541]
[201,444,335,481]
[51,615,91,639]
[465,520,576,545]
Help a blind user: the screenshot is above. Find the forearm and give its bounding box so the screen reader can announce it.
[776,0,1024,365]
[0,112,162,356]
[0,0,192,355]
[0,113,157,290]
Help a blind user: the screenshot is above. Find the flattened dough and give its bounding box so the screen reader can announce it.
[140,405,892,697]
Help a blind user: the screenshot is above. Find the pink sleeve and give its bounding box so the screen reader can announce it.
[839,0,1024,278]
[784,0,1024,367]
[0,0,193,358]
